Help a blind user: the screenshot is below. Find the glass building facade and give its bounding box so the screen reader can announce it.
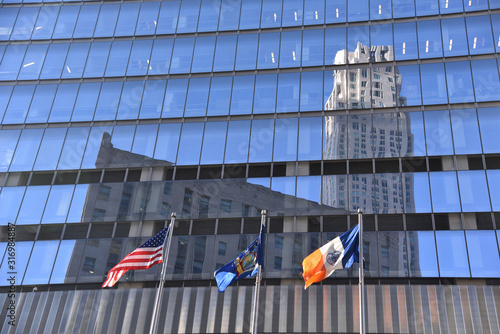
[1,0,500,332]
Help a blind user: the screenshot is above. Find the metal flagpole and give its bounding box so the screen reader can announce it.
[358,209,366,334]
[149,212,176,334]
[250,210,266,334]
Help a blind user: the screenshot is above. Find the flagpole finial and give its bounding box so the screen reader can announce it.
[261,210,267,216]
[357,208,363,214]
[171,212,176,218]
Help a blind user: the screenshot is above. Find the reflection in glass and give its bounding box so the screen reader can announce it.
[430,171,461,213]
[420,63,448,105]
[177,123,204,165]
[445,62,474,104]
[105,41,131,77]
[258,32,279,69]
[42,185,74,224]
[273,118,298,162]
[72,83,100,121]
[471,59,500,102]
[280,31,302,68]
[170,37,195,74]
[177,0,201,33]
[300,71,323,111]
[191,36,215,73]
[132,124,158,158]
[200,122,227,165]
[277,72,300,113]
[185,78,210,117]
[377,232,407,277]
[230,76,254,115]
[135,2,160,36]
[466,231,500,277]
[458,171,491,212]
[235,34,258,70]
[404,172,431,213]
[417,20,443,58]
[207,77,232,116]
[26,84,57,124]
[0,130,20,172]
[3,85,35,124]
[296,176,321,215]
[115,3,140,37]
[139,80,167,119]
[18,44,48,80]
[94,4,119,37]
[253,74,277,114]
[23,241,59,285]
[155,123,181,164]
[9,128,44,171]
[127,40,153,76]
[34,128,66,171]
[396,65,421,106]
[302,30,324,67]
[58,127,90,170]
[149,39,173,75]
[213,35,237,72]
[162,79,188,118]
[225,121,250,164]
[261,0,282,28]
[298,117,322,161]
[424,110,454,156]
[62,43,90,79]
[198,0,220,32]
[441,18,468,57]
[116,81,144,120]
[271,177,296,216]
[406,231,439,277]
[249,119,274,163]
[0,242,33,286]
[450,108,481,155]
[0,44,27,80]
[436,231,470,277]
[466,16,494,55]
[156,1,180,35]
[52,6,79,39]
[40,43,69,79]
[478,107,500,154]
[487,170,500,211]
[0,187,24,225]
[73,5,99,38]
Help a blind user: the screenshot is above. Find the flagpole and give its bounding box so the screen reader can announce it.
[149,212,176,334]
[358,209,365,334]
[250,209,266,334]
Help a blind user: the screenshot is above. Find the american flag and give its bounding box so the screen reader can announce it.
[102,227,169,288]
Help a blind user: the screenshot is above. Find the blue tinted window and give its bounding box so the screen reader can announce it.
[487,170,500,211]
[52,6,79,39]
[235,34,258,70]
[0,242,32,283]
[371,0,392,19]
[185,78,210,117]
[436,231,470,277]
[49,83,79,122]
[149,39,173,75]
[34,128,66,171]
[282,0,303,26]
[240,0,261,29]
[26,84,57,124]
[465,0,488,11]
[467,16,494,55]
[84,42,111,78]
[326,0,347,23]
[466,231,500,277]
[280,31,302,68]
[111,125,135,152]
[302,30,324,67]
[471,59,500,102]
[404,172,432,213]
[177,0,201,33]
[115,3,140,37]
[225,120,251,163]
[162,79,188,118]
[416,0,439,15]
[478,107,500,154]
[116,81,144,120]
[394,22,418,60]
[11,7,38,40]
[3,85,35,124]
[440,0,464,13]
[200,121,227,164]
[458,171,491,212]
[258,32,279,69]
[50,240,79,284]
[0,8,19,41]
[40,43,69,79]
[219,0,240,31]
[191,36,215,73]
[298,117,322,161]
[198,0,220,32]
[300,71,323,112]
[32,7,60,40]
[156,1,180,34]
[348,26,370,63]
[0,86,13,122]
[155,123,181,163]
[441,18,468,57]
[0,187,24,225]
[170,38,195,74]
[304,0,324,25]
[425,110,454,156]
[393,0,415,18]
[127,40,153,76]
[135,2,160,36]
[94,4,119,37]
[132,124,158,157]
[18,44,48,80]
[249,119,274,163]
[261,0,282,28]
[139,80,166,120]
[67,185,88,223]
[213,35,237,72]
[254,74,277,115]
[396,65,422,106]
[445,61,474,104]
[177,122,204,165]
[277,72,300,113]
[493,14,500,53]
[42,185,74,223]
[407,231,438,277]
[429,171,461,212]
[0,130,20,171]
[230,75,254,115]
[81,126,112,169]
[370,24,393,61]
[417,20,443,58]
[10,129,43,172]
[348,0,369,21]
[94,82,122,121]
[420,63,447,105]
[207,77,232,116]
[62,43,90,79]
[58,128,90,170]
[72,82,100,122]
[73,5,99,38]
[24,241,59,285]
[297,176,321,207]
[0,44,27,80]
[325,27,346,65]
[17,186,49,225]
[105,40,132,77]
[274,118,298,161]
[450,109,481,155]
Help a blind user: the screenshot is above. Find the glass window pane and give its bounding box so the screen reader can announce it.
[466,231,500,277]
[200,121,227,164]
[440,0,464,13]
[471,59,500,102]
[218,0,240,31]
[50,239,81,284]
[467,15,494,54]
[213,35,237,72]
[42,185,74,223]
[493,14,500,53]
[62,42,90,79]
[407,231,439,277]
[396,65,422,106]
[249,119,274,163]
[253,74,277,114]
[348,26,370,64]
[323,115,347,160]
[198,0,220,32]
[302,29,324,67]
[10,128,44,171]
[450,108,481,154]
[304,0,324,25]
[0,187,24,225]
[105,40,132,77]
[298,117,322,161]
[34,128,66,171]
[127,40,153,76]
[487,170,500,211]
[3,85,35,124]
[257,32,280,69]
[110,125,135,152]
[115,3,140,37]
[0,242,33,285]
[149,39,173,75]
[416,0,439,15]
[230,75,255,115]
[441,18,468,57]
[280,31,301,68]
[26,84,57,124]
[370,24,393,61]
[156,1,180,34]
[177,0,201,33]
[83,41,111,78]
[240,0,261,29]
[224,120,251,163]
[185,78,210,117]
[261,0,282,28]
[49,83,79,123]
[430,171,461,212]
[0,85,13,123]
[420,63,448,105]
[277,72,300,113]
[458,170,490,212]
[445,61,474,104]
[191,36,215,73]
[393,22,418,60]
[40,43,69,79]
[11,7,38,40]
[282,0,303,27]
[424,110,454,156]
[296,176,321,215]
[300,71,323,112]
[67,184,88,223]
[139,80,166,120]
[348,114,373,159]
[326,0,347,23]
[478,107,500,154]
[436,231,470,277]
[73,5,99,38]
[348,0,369,21]
[325,27,347,65]
[177,122,204,165]
[18,44,48,80]
[273,118,298,161]
[116,81,144,120]
[162,79,188,118]
[404,172,432,213]
[52,6,79,39]
[207,76,232,116]
[270,177,296,216]
[417,20,443,58]
[81,126,113,169]
[0,44,27,80]
[371,0,392,19]
[135,2,160,35]
[154,123,181,164]
[58,127,90,170]
[17,185,50,225]
[0,130,20,172]
[170,37,195,74]
[94,82,122,121]
[72,82,100,122]
[235,34,258,70]
[132,124,158,158]
[0,8,19,41]
[94,4,119,38]
[23,241,59,285]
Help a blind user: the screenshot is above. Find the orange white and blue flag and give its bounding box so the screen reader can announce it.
[302,225,359,289]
